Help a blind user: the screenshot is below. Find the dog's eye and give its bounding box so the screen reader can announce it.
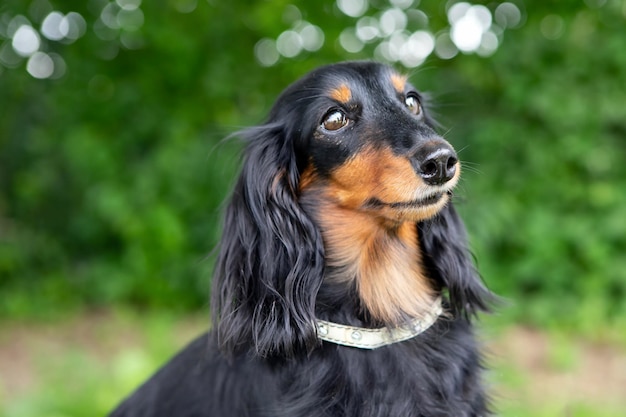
[321,110,349,131]
[405,94,421,116]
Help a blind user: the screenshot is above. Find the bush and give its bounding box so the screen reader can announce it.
[1,1,624,331]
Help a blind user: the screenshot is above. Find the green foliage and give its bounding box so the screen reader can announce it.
[0,0,625,332]
[451,4,626,330]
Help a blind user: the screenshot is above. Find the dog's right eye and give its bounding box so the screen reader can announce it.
[321,110,349,131]
[405,93,421,116]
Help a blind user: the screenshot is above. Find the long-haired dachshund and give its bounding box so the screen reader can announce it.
[110,61,494,417]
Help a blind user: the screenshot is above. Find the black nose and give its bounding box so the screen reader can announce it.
[416,148,458,186]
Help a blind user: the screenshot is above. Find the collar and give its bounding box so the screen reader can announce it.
[316,297,443,349]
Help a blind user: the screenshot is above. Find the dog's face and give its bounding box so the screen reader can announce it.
[273,62,460,224]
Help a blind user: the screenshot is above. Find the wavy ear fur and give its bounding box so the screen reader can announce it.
[211,123,325,358]
[419,202,494,319]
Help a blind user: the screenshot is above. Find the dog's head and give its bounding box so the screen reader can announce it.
[275,62,459,225]
[212,62,492,357]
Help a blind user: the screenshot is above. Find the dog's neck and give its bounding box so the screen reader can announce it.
[300,188,437,326]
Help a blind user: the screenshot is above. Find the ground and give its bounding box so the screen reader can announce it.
[488,326,626,415]
[0,311,624,417]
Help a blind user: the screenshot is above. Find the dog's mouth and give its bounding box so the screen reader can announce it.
[390,192,444,208]
[366,192,446,209]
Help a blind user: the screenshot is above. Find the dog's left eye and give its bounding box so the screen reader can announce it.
[405,94,421,116]
[321,110,349,131]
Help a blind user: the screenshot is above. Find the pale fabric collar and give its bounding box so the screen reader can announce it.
[316,297,443,349]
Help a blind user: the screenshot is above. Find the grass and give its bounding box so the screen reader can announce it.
[0,309,624,417]
[0,309,207,417]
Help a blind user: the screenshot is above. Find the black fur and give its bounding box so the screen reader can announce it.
[110,61,494,417]
[212,122,325,357]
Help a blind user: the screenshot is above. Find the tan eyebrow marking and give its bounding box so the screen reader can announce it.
[390,73,407,94]
[329,84,352,104]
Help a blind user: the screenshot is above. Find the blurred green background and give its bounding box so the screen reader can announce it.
[1,0,625,416]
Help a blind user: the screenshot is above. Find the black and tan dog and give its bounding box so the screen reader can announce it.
[111,61,494,417]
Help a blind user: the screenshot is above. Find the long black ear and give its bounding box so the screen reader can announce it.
[211,123,325,358]
[419,202,494,319]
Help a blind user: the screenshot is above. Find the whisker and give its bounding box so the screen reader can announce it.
[295,94,327,103]
[459,159,483,175]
